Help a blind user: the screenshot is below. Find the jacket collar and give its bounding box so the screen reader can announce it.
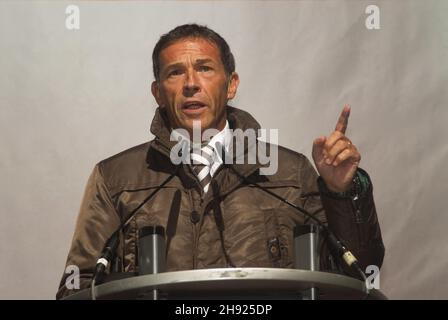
[149,106,262,161]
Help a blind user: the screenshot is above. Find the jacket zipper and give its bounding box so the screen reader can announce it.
[351,194,364,247]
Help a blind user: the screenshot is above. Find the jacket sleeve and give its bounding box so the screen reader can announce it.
[298,156,385,277]
[56,164,121,299]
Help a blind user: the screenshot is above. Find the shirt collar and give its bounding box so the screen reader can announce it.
[208,120,231,154]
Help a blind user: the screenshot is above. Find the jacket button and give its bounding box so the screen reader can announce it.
[190,211,200,224]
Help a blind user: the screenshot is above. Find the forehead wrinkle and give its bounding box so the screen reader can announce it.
[160,38,221,69]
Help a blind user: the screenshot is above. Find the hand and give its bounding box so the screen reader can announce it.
[312,105,361,193]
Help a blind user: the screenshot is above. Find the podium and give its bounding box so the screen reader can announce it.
[63,268,387,300]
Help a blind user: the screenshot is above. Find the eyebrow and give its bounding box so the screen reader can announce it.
[164,62,184,72]
[195,58,213,65]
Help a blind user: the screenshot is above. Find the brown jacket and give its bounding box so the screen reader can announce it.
[56,106,384,299]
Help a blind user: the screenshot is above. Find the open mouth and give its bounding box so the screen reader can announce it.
[181,101,207,116]
[182,101,206,110]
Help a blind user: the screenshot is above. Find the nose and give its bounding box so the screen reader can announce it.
[183,70,200,97]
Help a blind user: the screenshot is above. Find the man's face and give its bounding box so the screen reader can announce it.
[151,37,239,135]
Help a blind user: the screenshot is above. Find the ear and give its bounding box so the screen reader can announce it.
[151,81,163,106]
[226,72,240,100]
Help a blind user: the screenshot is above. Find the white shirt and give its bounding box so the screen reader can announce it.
[207,120,232,177]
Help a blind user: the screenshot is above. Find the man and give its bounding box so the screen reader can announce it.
[56,24,384,299]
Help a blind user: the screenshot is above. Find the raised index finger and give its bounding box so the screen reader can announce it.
[335,104,351,134]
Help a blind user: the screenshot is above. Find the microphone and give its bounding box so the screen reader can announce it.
[90,153,183,299]
[138,225,166,275]
[138,225,166,300]
[215,142,366,281]
[91,229,120,285]
[294,224,320,300]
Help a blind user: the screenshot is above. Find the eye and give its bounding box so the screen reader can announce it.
[168,69,183,77]
[198,65,212,72]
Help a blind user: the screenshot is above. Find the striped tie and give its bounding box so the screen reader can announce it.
[191,144,215,193]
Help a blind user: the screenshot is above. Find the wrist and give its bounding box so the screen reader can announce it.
[318,172,364,198]
[325,182,352,193]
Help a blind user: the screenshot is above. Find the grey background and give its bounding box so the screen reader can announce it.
[1,0,447,299]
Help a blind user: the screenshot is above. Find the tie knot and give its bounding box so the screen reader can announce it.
[191,144,215,167]
[190,144,215,194]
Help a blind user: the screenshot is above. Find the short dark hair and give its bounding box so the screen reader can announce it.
[152,24,235,81]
